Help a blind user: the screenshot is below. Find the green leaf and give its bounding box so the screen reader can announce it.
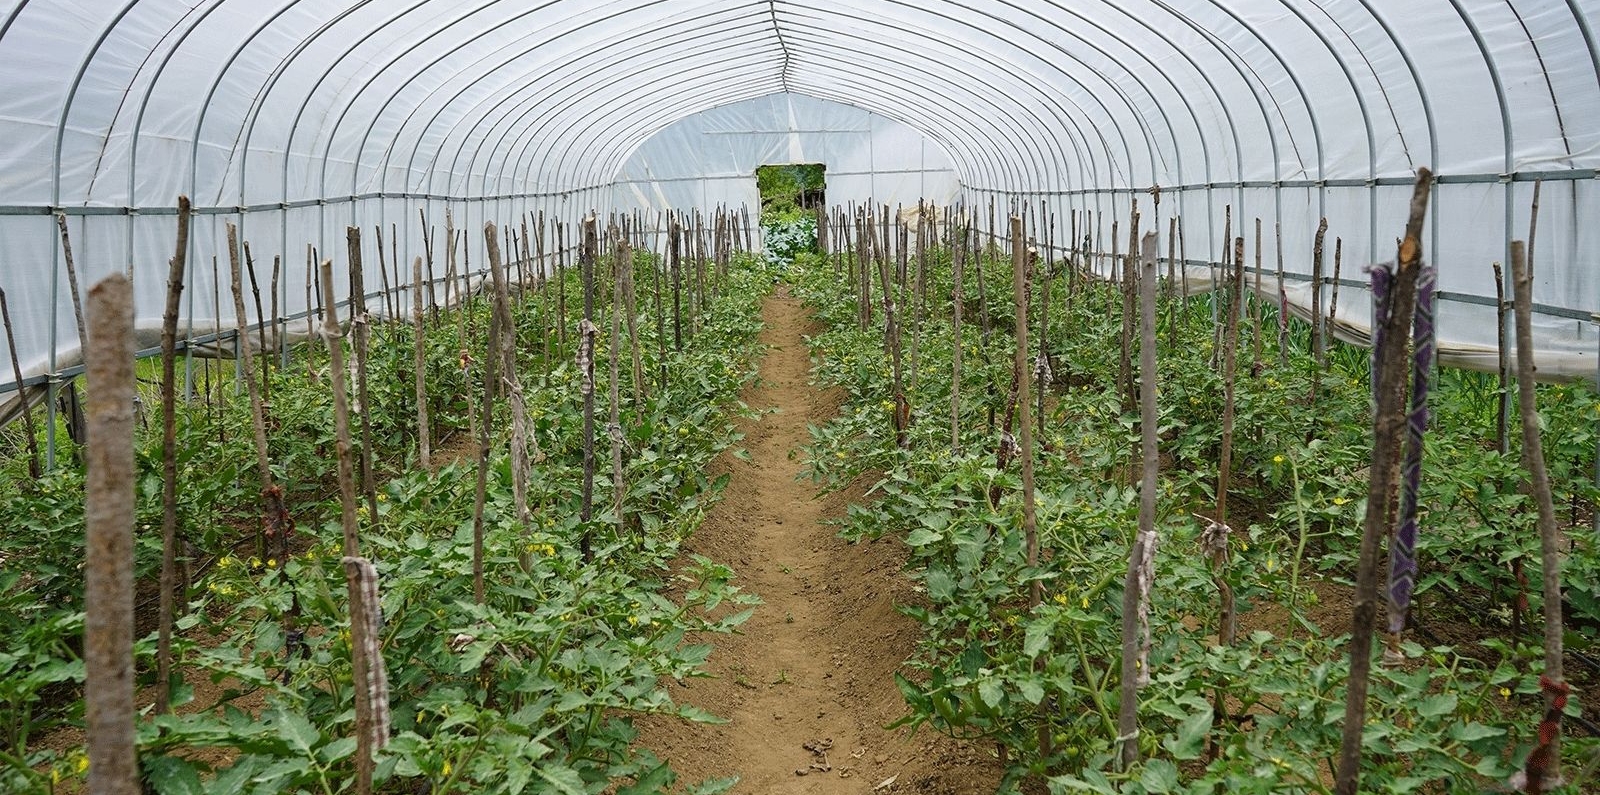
[536,763,588,795]
[1023,616,1056,658]
[143,755,206,795]
[1449,722,1505,743]
[274,709,320,755]
[977,678,1004,708]
[1139,759,1179,793]
[1416,693,1458,719]
[687,776,741,795]
[1016,678,1045,705]
[1162,705,1213,761]
[905,527,943,546]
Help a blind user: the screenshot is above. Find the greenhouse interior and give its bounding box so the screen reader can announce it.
[1,1,1599,793]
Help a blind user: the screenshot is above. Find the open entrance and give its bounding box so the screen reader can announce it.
[755,163,825,262]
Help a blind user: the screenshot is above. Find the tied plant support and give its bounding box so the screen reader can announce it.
[1387,264,1437,643]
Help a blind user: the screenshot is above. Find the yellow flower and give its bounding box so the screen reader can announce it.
[442,759,452,777]
[1333,497,1349,506]
[267,558,277,568]
[1266,558,1277,572]
[835,451,847,459]
[1080,596,1089,609]
[1053,594,1068,606]
[76,755,88,774]
[628,615,639,626]
[1500,687,1512,699]
[1273,455,1285,464]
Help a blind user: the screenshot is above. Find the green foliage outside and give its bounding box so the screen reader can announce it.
[755,163,824,226]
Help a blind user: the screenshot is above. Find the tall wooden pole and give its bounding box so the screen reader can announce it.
[84,274,137,795]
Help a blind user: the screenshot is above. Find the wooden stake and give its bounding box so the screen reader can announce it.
[156,196,190,715]
[228,224,278,564]
[1117,232,1162,770]
[55,213,88,356]
[347,228,379,524]
[951,221,965,455]
[413,256,431,470]
[243,242,270,401]
[1012,215,1040,609]
[318,258,376,795]
[1511,239,1567,791]
[84,274,137,795]
[1310,218,1329,403]
[1335,168,1431,795]
[579,216,599,562]
[0,289,41,479]
[611,234,630,541]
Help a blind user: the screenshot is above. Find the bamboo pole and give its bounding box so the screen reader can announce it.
[1511,239,1567,791]
[1335,168,1431,795]
[84,274,137,795]
[318,258,376,795]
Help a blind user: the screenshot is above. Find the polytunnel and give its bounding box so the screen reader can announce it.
[2,1,1599,412]
[4,1,1600,792]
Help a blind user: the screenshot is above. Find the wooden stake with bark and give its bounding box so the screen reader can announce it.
[487,223,533,571]
[1511,239,1567,792]
[610,235,630,541]
[243,243,271,400]
[1252,218,1264,374]
[228,224,284,568]
[413,256,431,469]
[669,216,683,352]
[318,258,377,795]
[1310,218,1329,404]
[84,274,137,795]
[1328,237,1343,342]
[951,223,965,455]
[347,228,379,524]
[1012,216,1041,609]
[156,195,190,715]
[55,213,89,356]
[876,222,908,449]
[1117,232,1162,770]
[375,225,394,322]
[1335,168,1431,795]
[579,216,600,562]
[0,289,41,479]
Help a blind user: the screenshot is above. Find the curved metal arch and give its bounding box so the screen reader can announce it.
[532,52,1023,198]
[948,0,1219,193]
[822,0,1150,191]
[313,0,590,202]
[757,38,1074,192]
[418,13,780,196]
[787,2,1164,193]
[384,2,776,195]
[773,19,1099,191]
[775,72,1040,196]
[455,21,778,197]
[474,54,790,196]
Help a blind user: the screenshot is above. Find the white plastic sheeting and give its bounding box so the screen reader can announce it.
[611,93,958,216]
[0,0,1596,401]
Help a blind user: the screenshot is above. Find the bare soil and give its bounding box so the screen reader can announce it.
[632,288,1003,794]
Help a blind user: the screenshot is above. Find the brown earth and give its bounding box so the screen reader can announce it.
[632,288,1003,794]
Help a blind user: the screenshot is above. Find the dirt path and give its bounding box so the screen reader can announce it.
[634,289,1001,794]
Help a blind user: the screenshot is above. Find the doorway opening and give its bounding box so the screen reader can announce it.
[755,163,825,261]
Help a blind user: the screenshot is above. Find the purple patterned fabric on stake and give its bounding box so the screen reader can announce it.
[1368,264,1393,411]
[1387,266,1436,634]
